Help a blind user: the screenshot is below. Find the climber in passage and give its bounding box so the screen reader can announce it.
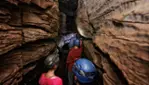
[39,49,63,85]
[58,33,77,49]
[72,58,97,85]
[66,39,83,85]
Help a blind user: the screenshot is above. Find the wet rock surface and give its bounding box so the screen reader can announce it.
[77,0,149,85]
[0,0,59,84]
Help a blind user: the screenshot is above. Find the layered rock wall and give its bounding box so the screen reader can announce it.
[77,0,149,85]
[0,0,59,84]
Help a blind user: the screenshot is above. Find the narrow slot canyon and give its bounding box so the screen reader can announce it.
[0,0,149,85]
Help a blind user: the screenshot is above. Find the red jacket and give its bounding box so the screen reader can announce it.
[39,73,63,85]
[66,41,83,71]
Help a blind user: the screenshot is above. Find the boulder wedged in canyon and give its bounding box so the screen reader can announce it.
[77,0,149,85]
[0,0,59,84]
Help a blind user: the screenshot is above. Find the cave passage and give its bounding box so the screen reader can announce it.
[1,0,149,85]
[19,11,97,84]
[19,2,103,84]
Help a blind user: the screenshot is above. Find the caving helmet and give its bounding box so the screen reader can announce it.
[44,49,60,69]
[68,39,80,48]
[58,33,77,48]
[63,33,77,44]
[72,58,97,83]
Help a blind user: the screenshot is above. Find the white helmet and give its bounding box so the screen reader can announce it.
[44,49,59,69]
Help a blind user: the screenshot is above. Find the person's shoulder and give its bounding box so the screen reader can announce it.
[40,73,46,78]
[51,76,62,81]
[53,76,63,85]
[55,76,62,81]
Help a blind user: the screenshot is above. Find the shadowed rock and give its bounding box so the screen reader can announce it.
[0,41,56,85]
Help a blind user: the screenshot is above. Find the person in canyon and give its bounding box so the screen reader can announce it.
[72,58,97,85]
[58,33,77,49]
[39,49,63,85]
[66,39,83,85]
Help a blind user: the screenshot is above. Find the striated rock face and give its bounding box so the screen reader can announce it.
[83,40,102,68]
[7,0,56,9]
[0,41,56,85]
[83,40,126,85]
[77,0,149,85]
[0,24,22,55]
[0,0,59,84]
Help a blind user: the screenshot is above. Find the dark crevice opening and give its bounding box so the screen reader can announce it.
[112,21,124,28]
[19,57,46,85]
[58,0,79,35]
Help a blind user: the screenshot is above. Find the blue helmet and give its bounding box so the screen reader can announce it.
[68,39,80,48]
[74,39,80,47]
[72,58,97,83]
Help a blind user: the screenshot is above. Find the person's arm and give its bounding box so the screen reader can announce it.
[76,82,80,85]
[74,76,80,85]
[66,55,73,63]
[66,50,74,63]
